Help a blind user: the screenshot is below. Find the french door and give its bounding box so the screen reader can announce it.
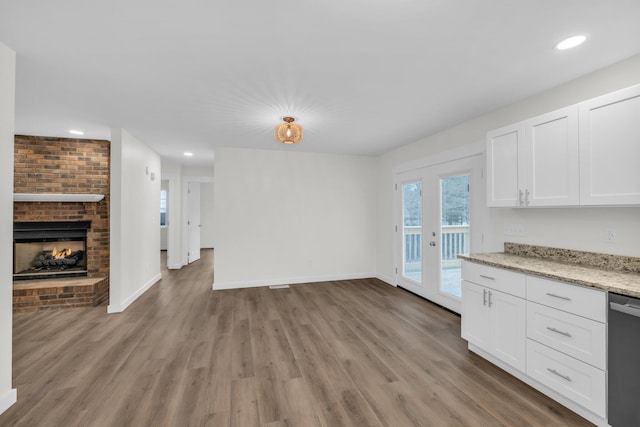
[395,155,483,313]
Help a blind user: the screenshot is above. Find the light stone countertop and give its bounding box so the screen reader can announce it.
[459,252,640,299]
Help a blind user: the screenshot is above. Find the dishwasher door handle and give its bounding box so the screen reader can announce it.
[610,301,640,318]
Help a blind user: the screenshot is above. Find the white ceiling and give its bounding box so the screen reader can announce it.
[1,1,640,167]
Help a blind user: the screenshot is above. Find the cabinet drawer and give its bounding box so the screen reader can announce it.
[526,276,606,322]
[461,262,525,298]
[526,340,606,418]
[526,301,606,369]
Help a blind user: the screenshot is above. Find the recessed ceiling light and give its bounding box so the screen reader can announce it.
[69,130,84,135]
[183,152,193,157]
[555,35,587,50]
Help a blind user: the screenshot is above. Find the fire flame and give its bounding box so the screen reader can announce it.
[51,248,72,259]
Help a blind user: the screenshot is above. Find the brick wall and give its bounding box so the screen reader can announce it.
[13,135,110,283]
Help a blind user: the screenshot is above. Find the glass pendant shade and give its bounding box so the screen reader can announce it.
[274,117,303,144]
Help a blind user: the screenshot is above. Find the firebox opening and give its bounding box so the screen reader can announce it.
[13,221,91,281]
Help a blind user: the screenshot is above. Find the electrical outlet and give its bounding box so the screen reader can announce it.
[605,228,616,243]
[504,223,525,236]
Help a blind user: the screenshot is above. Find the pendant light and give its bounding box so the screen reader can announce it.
[274,117,303,144]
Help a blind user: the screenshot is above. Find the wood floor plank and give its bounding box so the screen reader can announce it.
[0,250,595,426]
[229,376,260,427]
[231,318,255,379]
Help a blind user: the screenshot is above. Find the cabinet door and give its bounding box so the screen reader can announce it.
[525,106,579,206]
[486,123,525,207]
[461,281,490,351]
[490,289,526,372]
[579,84,640,205]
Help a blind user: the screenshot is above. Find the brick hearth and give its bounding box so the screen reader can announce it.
[13,135,110,311]
[13,277,109,312]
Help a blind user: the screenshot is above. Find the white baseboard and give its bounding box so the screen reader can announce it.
[108,273,162,313]
[0,388,17,415]
[212,272,374,291]
[375,273,396,287]
[167,263,183,270]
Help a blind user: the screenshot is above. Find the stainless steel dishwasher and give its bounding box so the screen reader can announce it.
[608,292,640,426]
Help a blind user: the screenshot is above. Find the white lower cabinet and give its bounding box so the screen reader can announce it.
[461,280,526,373]
[525,278,607,422]
[461,261,608,425]
[526,339,606,418]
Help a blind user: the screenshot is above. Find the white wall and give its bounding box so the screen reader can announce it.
[109,129,162,313]
[212,147,376,289]
[0,41,17,415]
[200,182,215,248]
[376,54,640,282]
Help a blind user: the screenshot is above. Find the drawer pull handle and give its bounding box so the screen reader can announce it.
[546,326,572,338]
[479,275,495,280]
[546,293,571,301]
[547,368,572,382]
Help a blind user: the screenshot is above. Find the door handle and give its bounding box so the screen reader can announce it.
[610,301,640,318]
[429,241,436,246]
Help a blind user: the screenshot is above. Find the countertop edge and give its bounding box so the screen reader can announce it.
[459,254,640,299]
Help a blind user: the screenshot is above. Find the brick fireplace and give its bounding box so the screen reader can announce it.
[13,135,110,312]
[13,220,91,280]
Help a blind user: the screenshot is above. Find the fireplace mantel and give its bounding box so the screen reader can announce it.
[14,193,105,202]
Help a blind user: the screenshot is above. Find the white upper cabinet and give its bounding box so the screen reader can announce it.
[579,84,640,205]
[486,123,524,207]
[487,106,579,207]
[525,106,580,206]
[487,83,640,207]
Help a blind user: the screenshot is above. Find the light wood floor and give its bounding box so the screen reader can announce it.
[1,249,593,426]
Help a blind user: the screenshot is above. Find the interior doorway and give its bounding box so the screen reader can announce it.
[187,182,201,264]
[160,180,169,252]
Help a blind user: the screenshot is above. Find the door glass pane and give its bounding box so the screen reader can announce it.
[440,175,469,298]
[160,189,167,226]
[403,182,422,282]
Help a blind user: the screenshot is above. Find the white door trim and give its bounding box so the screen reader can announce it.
[392,140,484,174]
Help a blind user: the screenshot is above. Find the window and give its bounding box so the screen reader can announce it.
[160,190,167,226]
